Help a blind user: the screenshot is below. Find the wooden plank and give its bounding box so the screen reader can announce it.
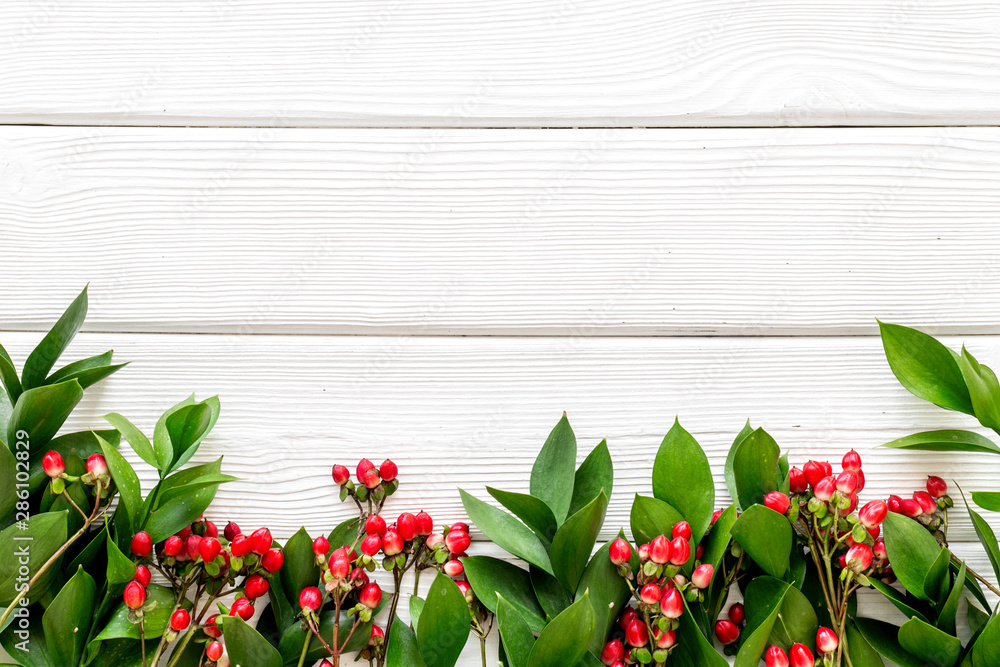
[3,127,1000,335]
[1,1,998,126]
[3,331,999,543]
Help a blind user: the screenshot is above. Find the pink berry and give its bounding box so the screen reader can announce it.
[131,531,152,558]
[382,531,404,556]
[379,459,398,482]
[764,491,791,514]
[133,564,151,587]
[123,581,146,610]
[356,459,375,483]
[672,521,692,541]
[913,491,937,514]
[803,461,826,487]
[659,588,683,619]
[639,583,661,605]
[899,498,924,518]
[816,626,839,654]
[846,544,874,572]
[230,534,251,557]
[299,586,322,611]
[835,470,859,494]
[649,535,672,564]
[361,534,382,556]
[765,646,789,667]
[203,614,222,638]
[814,476,836,502]
[163,535,183,557]
[691,564,714,589]
[200,537,222,563]
[842,450,862,471]
[86,454,108,476]
[609,538,632,565]
[873,537,887,560]
[669,536,691,566]
[790,643,814,667]
[230,597,254,620]
[859,500,888,528]
[653,627,676,649]
[42,451,65,478]
[443,559,464,577]
[927,476,948,499]
[369,625,385,646]
[206,641,224,661]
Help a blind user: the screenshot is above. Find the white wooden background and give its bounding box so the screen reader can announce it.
[2,1,1000,665]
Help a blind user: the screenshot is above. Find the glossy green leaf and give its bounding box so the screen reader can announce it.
[725,420,755,505]
[144,474,224,542]
[769,584,818,649]
[937,561,966,635]
[0,343,22,406]
[855,617,927,667]
[898,617,962,667]
[153,473,239,507]
[878,321,974,415]
[497,597,535,667]
[735,579,789,667]
[672,599,729,667]
[958,347,1000,431]
[460,489,553,574]
[161,400,214,474]
[652,419,715,540]
[387,618,429,667]
[21,286,88,389]
[730,505,791,578]
[530,567,571,620]
[575,536,632,654]
[0,445,16,520]
[972,492,1000,511]
[882,429,1000,455]
[845,620,886,667]
[882,511,942,601]
[7,379,84,451]
[41,566,95,666]
[462,556,546,632]
[410,595,425,630]
[48,363,126,392]
[701,504,737,575]
[526,593,595,667]
[732,428,780,510]
[328,516,361,550]
[629,494,684,545]
[530,414,577,524]
[92,584,184,641]
[970,611,1000,666]
[568,439,613,517]
[225,616,282,667]
[417,574,471,667]
[869,578,931,624]
[106,530,137,585]
[0,602,55,667]
[102,412,158,470]
[959,486,1000,585]
[99,435,142,529]
[923,546,951,605]
[0,511,68,606]
[280,527,320,603]
[487,487,558,543]
[550,491,607,592]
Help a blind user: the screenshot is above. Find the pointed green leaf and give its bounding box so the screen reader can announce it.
[629,494,684,545]
[869,578,931,624]
[732,428,780,510]
[725,420,754,505]
[102,412,158,470]
[106,530,137,586]
[280,527,321,606]
[47,358,127,390]
[22,286,88,389]
[972,491,1000,511]
[387,618,429,667]
[568,439,613,517]
[575,536,633,654]
[882,429,1000,455]
[417,574,470,667]
[162,401,214,474]
[410,595,425,630]
[530,567,571,619]
[91,584,183,641]
[855,617,926,667]
[0,343,22,406]
[652,419,715,540]
[497,597,535,667]
[0,511,68,606]
[898,617,961,667]
[730,505,791,579]
[530,414,577,524]
[7,379,84,451]
[462,556,546,632]
[845,620,885,667]
[882,511,942,601]
[959,488,1000,585]
[970,611,1000,666]
[487,487,558,543]
[673,598,729,667]
[701,504,737,575]
[550,491,607,592]
[41,566,95,666]
[958,347,1000,431]
[460,489,553,574]
[937,561,965,635]
[99,435,142,529]
[878,321,974,415]
[526,593,595,667]
[923,546,951,605]
[735,580,789,667]
[225,616,283,667]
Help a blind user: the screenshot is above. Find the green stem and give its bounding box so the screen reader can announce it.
[480,636,487,667]
[296,628,312,667]
[165,626,197,667]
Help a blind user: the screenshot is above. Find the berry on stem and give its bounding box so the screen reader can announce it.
[625,619,649,647]
[131,531,152,558]
[913,491,937,515]
[299,586,322,611]
[332,464,351,486]
[814,476,836,502]
[672,521,692,541]
[659,589,683,619]
[170,609,190,631]
[692,564,714,589]
[382,531,404,556]
[842,450,862,471]
[397,513,417,541]
[728,602,745,625]
[224,521,241,541]
[206,641,224,661]
[200,537,222,563]
[370,625,385,646]
[163,536,183,557]
[134,565,151,587]
[927,476,948,499]
[312,536,330,556]
[443,559,464,576]
[230,597,254,620]
[361,534,382,556]
[649,535,672,564]
[261,548,284,573]
[609,538,632,565]
[764,491,791,514]
[788,467,808,494]
[230,534,250,558]
[445,530,471,554]
[601,639,625,666]
[248,528,272,555]
[789,643,814,667]
[415,511,434,536]
[816,627,839,654]
[639,583,661,605]
[846,544,873,572]
[714,620,740,645]
[859,500,888,528]
[123,581,146,610]
[359,582,382,609]
[42,451,65,478]
[803,461,826,487]
[669,536,691,566]
[365,514,387,536]
[244,574,269,600]
[203,615,223,638]
[380,459,398,482]
[86,454,109,477]
[765,646,789,667]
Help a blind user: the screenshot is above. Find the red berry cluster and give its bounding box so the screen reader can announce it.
[604,521,715,665]
[887,476,953,544]
[42,450,111,497]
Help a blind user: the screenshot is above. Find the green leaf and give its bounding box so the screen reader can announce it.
[0,445,16,520]
[497,597,535,667]
[280,527,320,607]
[845,620,886,667]
[47,358,127,390]
[22,286,89,390]
[652,419,715,540]
[732,428,780,510]
[869,578,931,624]
[526,593,595,667]
[672,598,729,667]
[550,490,607,592]
[410,595,425,630]
[937,561,965,635]
[417,574,470,667]
[102,412,158,470]
[961,489,1000,585]
[855,617,927,667]
[878,321,974,415]
[92,584,185,641]
[99,434,142,529]
[923,546,951,605]
[41,566,95,666]
[735,579,790,667]
[972,492,1000,511]
[462,556,547,632]
[530,567,572,619]
[898,617,962,667]
[225,616,283,667]
[629,494,684,545]
[387,619,429,667]
[153,473,239,507]
[970,611,1000,666]
[568,439,613,517]
[882,429,1000,455]
[460,489,553,574]
[7,379,84,451]
[882,511,943,601]
[730,505,791,579]
[0,343,22,406]
[767,583,818,649]
[1,602,55,667]
[161,401,214,474]
[725,420,754,505]
[0,511,68,606]
[701,504,737,575]
[106,530,137,585]
[328,516,361,550]
[487,487,558,543]
[27,428,120,494]
[144,472,225,542]
[530,414,577,524]
[958,347,1000,431]
[575,537,632,655]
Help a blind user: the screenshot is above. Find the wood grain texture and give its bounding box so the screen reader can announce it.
[3,126,1000,336]
[2,331,998,544]
[1,1,999,126]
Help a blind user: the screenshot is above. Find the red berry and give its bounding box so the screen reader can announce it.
[455,580,472,598]
[445,530,471,554]
[857,468,866,492]
[224,521,241,541]
[350,567,369,587]
[133,564,151,587]
[859,500,888,528]
[379,459,398,482]
[299,586,322,611]
[86,454,108,476]
[672,521,692,541]
[835,470,859,494]
[846,544,873,572]
[728,602,745,624]
[230,597,254,620]
[639,583,661,605]
[714,619,740,645]
[653,627,676,649]
[426,532,444,548]
[361,468,381,489]
[203,521,218,538]
[764,491,791,514]
[817,626,839,654]
[803,461,826,487]
[178,526,192,540]
[203,614,223,638]
[332,464,351,485]
[42,451,65,478]
[329,553,351,579]
[365,515,387,536]
[443,559,464,577]
[659,589,683,619]
[601,638,625,665]
[206,641,224,661]
[123,581,146,610]
[361,534,382,556]
[359,582,382,609]
[927,476,948,499]
[899,498,924,517]
[451,522,470,533]
[637,543,650,561]
[788,467,808,494]
[913,491,937,515]
[765,645,789,667]
[230,534,251,557]
[609,538,632,565]
[625,619,649,647]
[789,643,814,667]
[200,537,222,563]
[356,458,375,483]
[185,535,203,561]
[887,495,903,513]
[382,531,404,556]
[618,607,638,631]
[131,531,152,558]
[648,535,672,564]
[312,536,330,556]
[163,536,183,557]
[248,528,272,555]
[814,476,836,502]
[415,511,434,536]
[261,548,284,572]
[669,536,691,566]
[692,564,714,589]
[842,450,862,471]
[369,624,385,646]
[873,537,887,560]
[397,513,417,541]
[244,574,270,600]
[170,608,190,631]
[846,492,859,514]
